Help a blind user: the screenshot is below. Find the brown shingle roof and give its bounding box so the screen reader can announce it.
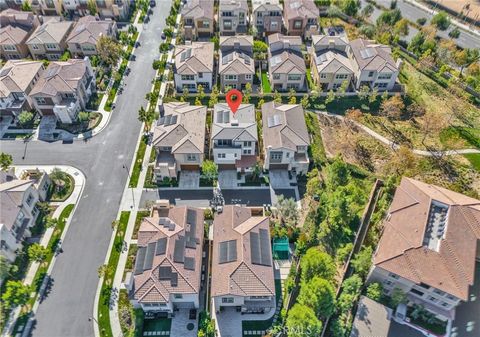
[349,38,398,72]
[181,0,214,21]
[0,60,43,98]
[373,178,480,300]
[0,25,29,45]
[26,19,73,45]
[67,15,115,45]
[211,206,275,298]
[174,42,214,75]
[284,0,319,20]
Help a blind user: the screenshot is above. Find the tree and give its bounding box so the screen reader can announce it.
[298,277,336,318]
[288,88,297,104]
[366,282,383,301]
[449,27,460,38]
[0,152,13,171]
[286,304,322,337]
[325,89,335,105]
[393,18,409,36]
[301,94,310,109]
[380,94,404,119]
[2,281,30,309]
[350,246,373,278]
[195,96,202,106]
[454,48,480,77]
[208,86,218,108]
[243,82,252,103]
[431,11,450,30]
[273,90,282,103]
[327,4,342,18]
[391,287,407,307]
[376,9,402,26]
[257,98,265,109]
[21,0,31,11]
[325,156,349,189]
[368,87,378,104]
[197,84,205,101]
[201,160,218,181]
[49,168,67,191]
[0,256,10,281]
[97,264,113,280]
[28,243,48,263]
[17,110,34,126]
[97,36,122,67]
[253,40,268,60]
[357,85,370,101]
[388,146,417,176]
[274,195,299,227]
[340,0,359,17]
[137,106,156,131]
[417,17,427,26]
[406,102,425,119]
[44,216,59,229]
[360,3,374,19]
[181,87,189,102]
[87,0,97,14]
[301,247,335,282]
[337,80,349,97]
[78,111,90,122]
[421,111,446,145]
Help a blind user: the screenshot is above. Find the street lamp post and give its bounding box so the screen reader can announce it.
[122,164,135,208]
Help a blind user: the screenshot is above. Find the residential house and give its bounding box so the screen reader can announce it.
[0,60,44,118]
[26,18,74,61]
[283,0,319,39]
[151,102,207,182]
[62,0,90,17]
[181,0,214,40]
[310,34,355,91]
[174,42,214,92]
[95,0,130,19]
[0,168,51,262]
[128,202,204,313]
[211,103,258,171]
[0,9,40,60]
[211,205,275,314]
[218,0,249,36]
[30,0,63,16]
[67,15,117,57]
[267,33,306,91]
[252,0,283,37]
[219,35,254,91]
[262,102,310,174]
[348,38,402,91]
[30,58,95,123]
[368,177,480,321]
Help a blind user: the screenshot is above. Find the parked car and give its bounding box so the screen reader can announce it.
[150,0,156,6]
[161,32,166,40]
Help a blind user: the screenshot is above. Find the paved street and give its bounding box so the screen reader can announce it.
[0,2,171,336]
[360,0,480,48]
[140,187,298,208]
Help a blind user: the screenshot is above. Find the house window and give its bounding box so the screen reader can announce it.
[433,289,446,296]
[186,154,197,161]
[410,288,424,297]
[239,12,245,25]
[368,71,374,77]
[223,20,232,30]
[245,74,252,81]
[273,74,280,80]
[446,294,456,301]
[441,302,450,308]
[271,152,282,160]
[26,194,34,206]
[378,73,392,80]
[185,18,194,25]
[286,152,289,158]
[217,139,232,146]
[335,74,348,80]
[243,149,251,155]
[183,84,196,90]
[32,206,39,217]
[244,141,252,147]
[222,11,232,17]
[181,75,195,81]
[174,294,183,299]
[198,73,203,79]
[288,74,301,81]
[257,19,263,25]
[388,272,399,280]
[32,44,39,50]
[297,146,306,152]
[35,97,46,105]
[224,74,237,81]
[202,20,210,28]
[383,279,393,287]
[376,82,388,89]
[271,22,278,29]
[4,45,16,51]
[217,153,226,159]
[293,20,302,29]
[45,43,57,50]
[428,296,438,303]
[230,84,237,89]
[320,73,327,79]
[222,297,234,303]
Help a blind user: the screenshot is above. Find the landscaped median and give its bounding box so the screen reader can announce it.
[128,136,148,188]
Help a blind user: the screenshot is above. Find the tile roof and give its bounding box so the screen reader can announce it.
[313,50,354,74]
[0,9,37,29]
[219,50,255,75]
[211,103,258,142]
[174,42,214,75]
[219,35,253,49]
[0,60,44,98]
[152,102,207,154]
[211,206,275,297]
[349,38,398,72]
[268,33,302,48]
[284,0,319,19]
[0,25,29,45]
[373,177,480,300]
[0,174,34,231]
[181,0,214,20]
[219,0,248,12]
[262,102,310,151]
[133,206,204,304]
[30,59,89,97]
[26,19,73,45]
[252,0,283,13]
[312,34,349,49]
[269,49,306,74]
[67,15,115,45]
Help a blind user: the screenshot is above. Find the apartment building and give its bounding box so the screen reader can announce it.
[348,38,402,91]
[152,102,207,182]
[211,103,258,171]
[252,0,283,37]
[26,18,74,60]
[283,0,319,38]
[181,0,214,40]
[0,169,50,262]
[211,205,275,314]
[30,58,95,123]
[310,34,355,91]
[262,102,310,174]
[174,42,214,92]
[267,33,306,91]
[67,15,117,57]
[219,0,249,36]
[0,60,44,118]
[0,9,40,60]
[219,36,254,91]
[368,177,480,321]
[128,202,204,313]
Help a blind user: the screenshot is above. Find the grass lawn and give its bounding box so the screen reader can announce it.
[132,210,150,239]
[2,132,33,139]
[261,72,271,93]
[49,173,75,202]
[464,154,480,171]
[98,211,131,337]
[118,289,144,337]
[129,137,148,188]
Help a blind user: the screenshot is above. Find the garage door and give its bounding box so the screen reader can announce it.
[181,165,199,171]
[269,164,289,170]
[218,164,236,170]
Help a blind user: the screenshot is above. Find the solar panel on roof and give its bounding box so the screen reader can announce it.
[173,236,185,263]
[164,115,172,125]
[186,48,192,58]
[184,257,195,271]
[219,240,228,264]
[143,241,156,270]
[156,237,167,255]
[187,209,196,225]
[171,272,178,287]
[218,240,237,264]
[259,228,272,266]
[227,240,237,262]
[159,266,172,280]
[250,231,261,265]
[158,116,165,125]
[134,246,147,275]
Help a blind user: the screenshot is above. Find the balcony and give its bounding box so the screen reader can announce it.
[154,152,177,179]
[53,98,79,124]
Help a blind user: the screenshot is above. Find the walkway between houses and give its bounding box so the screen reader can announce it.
[3,165,85,337]
[315,110,480,157]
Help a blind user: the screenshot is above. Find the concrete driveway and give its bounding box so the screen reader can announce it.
[170,309,197,337]
[179,171,199,189]
[268,170,294,189]
[218,170,239,188]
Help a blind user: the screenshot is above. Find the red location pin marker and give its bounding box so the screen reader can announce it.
[225,89,242,114]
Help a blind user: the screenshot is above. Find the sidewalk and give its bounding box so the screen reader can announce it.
[2,165,86,337]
